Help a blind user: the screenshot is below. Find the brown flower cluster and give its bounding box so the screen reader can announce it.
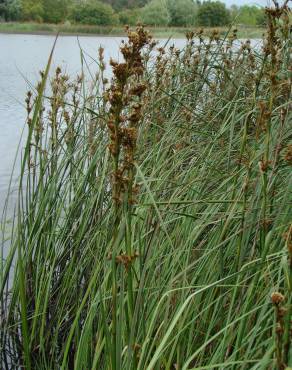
[271,292,285,305]
[106,25,153,205]
[271,290,290,370]
[283,145,292,165]
[283,224,292,263]
[255,2,291,140]
[115,252,139,270]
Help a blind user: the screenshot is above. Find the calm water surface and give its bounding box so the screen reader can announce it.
[0,34,123,210]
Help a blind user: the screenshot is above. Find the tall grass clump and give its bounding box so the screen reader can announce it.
[1,2,291,369]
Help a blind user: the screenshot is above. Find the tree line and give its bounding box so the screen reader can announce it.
[0,0,266,27]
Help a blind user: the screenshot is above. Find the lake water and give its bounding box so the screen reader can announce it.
[0,34,123,211]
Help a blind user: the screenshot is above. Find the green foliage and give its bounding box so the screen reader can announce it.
[102,0,148,10]
[118,7,141,25]
[197,0,230,27]
[70,0,116,25]
[0,0,269,27]
[231,4,266,26]
[10,0,21,19]
[166,0,197,26]
[141,0,170,26]
[255,8,267,26]
[0,0,21,21]
[21,0,43,21]
[0,0,7,20]
[42,0,70,23]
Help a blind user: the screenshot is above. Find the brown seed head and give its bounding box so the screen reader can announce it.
[271,292,285,305]
[284,145,292,165]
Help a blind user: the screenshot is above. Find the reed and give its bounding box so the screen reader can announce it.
[1,2,291,369]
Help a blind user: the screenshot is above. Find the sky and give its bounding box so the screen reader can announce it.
[221,0,288,6]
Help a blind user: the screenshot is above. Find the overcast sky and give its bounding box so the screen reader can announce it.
[221,0,288,6]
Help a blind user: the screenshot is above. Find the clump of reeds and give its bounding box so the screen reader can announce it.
[0,3,291,369]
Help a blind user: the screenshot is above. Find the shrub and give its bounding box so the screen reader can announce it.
[118,7,141,25]
[70,0,116,26]
[197,0,230,27]
[255,8,266,26]
[230,5,266,27]
[166,0,198,26]
[0,0,22,21]
[0,0,9,21]
[102,0,148,11]
[21,0,43,22]
[141,0,170,26]
[42,0,69,23]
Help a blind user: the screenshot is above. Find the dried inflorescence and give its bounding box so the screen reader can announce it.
[106,25,153,206]
[283,145,292,165]
[256,101,271,137]
[49,67,70,128]
[115,252,139,270]
[65,74,83,146]
[271,290,290,370]
[271,292,285,305]
[98,46,106,73]
[283,224,292,263]
[252,0,291,161]
[263,1,291,95]
[24,67,85,173]
[271,223,292,369]
[25,91,33,117]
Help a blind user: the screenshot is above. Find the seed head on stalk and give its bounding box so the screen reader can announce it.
[105,25,153,207]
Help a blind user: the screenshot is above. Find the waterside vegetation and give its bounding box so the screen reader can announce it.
[1,1,292,369]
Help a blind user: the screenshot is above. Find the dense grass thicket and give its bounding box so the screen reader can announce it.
[1,2,291,369]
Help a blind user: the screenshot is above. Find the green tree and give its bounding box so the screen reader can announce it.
[42,0,71,23]
[255,8,266,26]
[102,0,148,10]
[9,0,21,20]
[141,0,170,26]
[21,0,43,21]
[197,1,230,27]
[70,0,116,25]
[230,4,265,26]
[118,7,141,25]
[0,0,9,20]
[0,0,21,20]
[166,0,198,26]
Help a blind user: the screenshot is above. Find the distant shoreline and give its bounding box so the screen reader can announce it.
[0,22,265,39]
[0,29,125,38]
